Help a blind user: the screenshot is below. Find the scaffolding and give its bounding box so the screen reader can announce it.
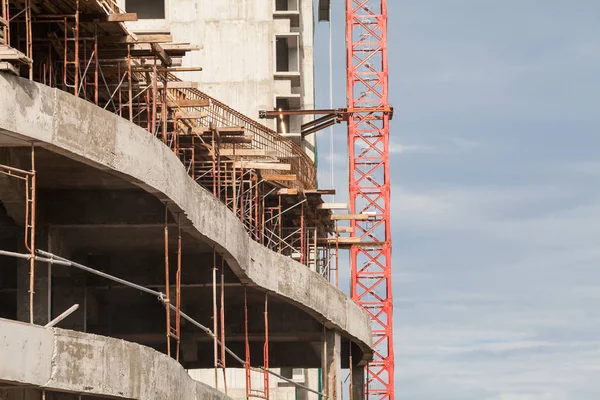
[0,0,340,272]
[0,1,360,399]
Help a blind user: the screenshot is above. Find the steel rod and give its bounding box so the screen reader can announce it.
[176,214,182,361]
[220,255,227,394]
[0,164,34,176]
[28,147,36,324]
[164,205,171,357]
[45,304,79,327]
[213,247,219,389]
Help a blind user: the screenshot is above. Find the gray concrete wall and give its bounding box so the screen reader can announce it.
[0,318,230,400]
[0,73,372,364]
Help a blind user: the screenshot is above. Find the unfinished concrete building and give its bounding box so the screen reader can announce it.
[0,1,372,400]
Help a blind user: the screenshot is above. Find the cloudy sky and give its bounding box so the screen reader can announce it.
[314,1,600,399]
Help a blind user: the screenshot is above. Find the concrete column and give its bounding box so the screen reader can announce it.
[324,330,342,400]
[16,227,82,328]
[16,257,50,324]
[351,366,365,400]
[47,228,87,331]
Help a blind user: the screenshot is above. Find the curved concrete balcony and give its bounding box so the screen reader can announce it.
[0,73,372,379]
[0,317,231,400]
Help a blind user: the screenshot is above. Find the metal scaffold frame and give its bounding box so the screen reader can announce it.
[0,0,338,276]
[0,146,36,323]
[346,1,394,399]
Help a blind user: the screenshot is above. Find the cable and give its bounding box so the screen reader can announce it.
[329,1,335,190]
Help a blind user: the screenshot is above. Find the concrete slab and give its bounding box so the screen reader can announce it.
[0,318,53,386]
[0,318,230,400]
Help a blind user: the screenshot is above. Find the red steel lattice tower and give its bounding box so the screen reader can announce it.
[346,1,394,399]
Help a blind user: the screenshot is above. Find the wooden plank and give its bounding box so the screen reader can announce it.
[277,188,299,195]
[175,111,208,119]
[325,237,361,245]
[0,61,18,75]
[129,43,155,51]
[262,174,297,181]
[234,162,291,171]
[135,34,172,43]
[317,203,348,210]
[131,66,204,73]
[98,34,173,44]
[220,136,252,144]
[162,43,203,51]
[191,127,211,135]
[194,127,247,137]
[107,13,138,22]
[167,99,210,108]
[130,43,202,52]
[336,226,355,233]
[89,57,182,66]
[329,214,370,221]
[157,81,198,89]
[0,17,7,27]
[305,189,336,195]
[0,47,32,64]
[217,127,245,135]
[219,149,274,157]
[138,58,182,67]
[151,43,172,67]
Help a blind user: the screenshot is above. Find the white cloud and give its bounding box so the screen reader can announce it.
[388,137,481,156]
[391,184,574,232]
[487,393,568,400]
[392,183,600,399]
[450,137,480,151]
[563,161,600,176]
[440,340,555,354]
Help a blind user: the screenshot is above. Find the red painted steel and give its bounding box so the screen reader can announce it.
[346,1,394,399]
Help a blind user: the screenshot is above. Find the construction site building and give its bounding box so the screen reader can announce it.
[0,1,372,400]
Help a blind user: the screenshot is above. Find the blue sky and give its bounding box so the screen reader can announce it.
[314,1,600,399]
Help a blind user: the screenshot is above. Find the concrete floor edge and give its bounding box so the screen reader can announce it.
[0,317,232,400]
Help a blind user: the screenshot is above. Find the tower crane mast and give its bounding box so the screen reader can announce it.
[261,2,395,397]
[346,1,394,399]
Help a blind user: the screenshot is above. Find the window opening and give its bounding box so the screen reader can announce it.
[125,0,165,19]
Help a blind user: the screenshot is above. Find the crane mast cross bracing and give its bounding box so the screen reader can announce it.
[346,1,394,399]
